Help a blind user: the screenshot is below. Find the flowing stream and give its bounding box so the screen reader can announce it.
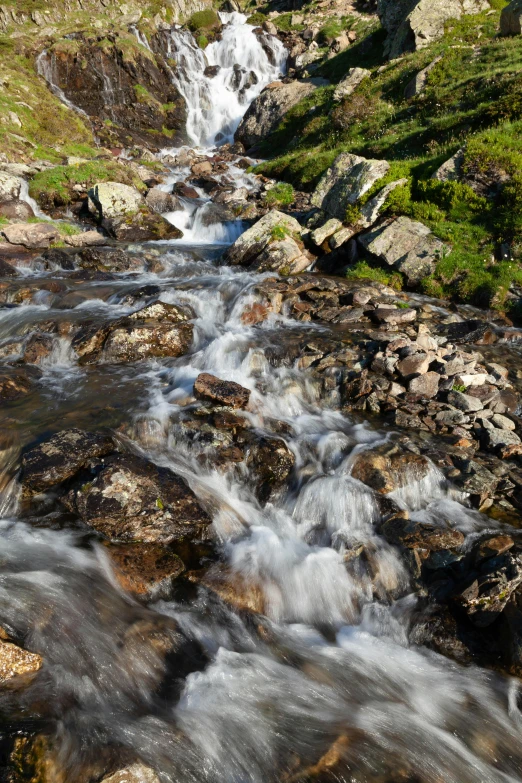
[1,13,522,783]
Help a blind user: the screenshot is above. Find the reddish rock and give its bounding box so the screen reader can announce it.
[194,373,251,409]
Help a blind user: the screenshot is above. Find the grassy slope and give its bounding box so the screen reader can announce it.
[255,0,522,313]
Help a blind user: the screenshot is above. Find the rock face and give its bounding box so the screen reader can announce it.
[501,0,522,35]
[39,33,188,150]
[378,0,491,58]
[224,210,310,273]
[358,216,448,284]
[311,153,390,221]
[194,373,251,409]
[2,222,60,249]
[234,80,318,148]
[65,453,212,545]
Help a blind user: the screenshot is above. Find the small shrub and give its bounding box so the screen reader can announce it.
[247,12,266,26]
[197,34,209,49]
[270,224,288,241]
[264,182,295,207]
[452,383,467,393]
[187,9,220,31]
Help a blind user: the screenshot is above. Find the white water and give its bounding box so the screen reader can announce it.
[166,12,286,147]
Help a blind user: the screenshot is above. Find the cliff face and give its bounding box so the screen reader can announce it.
[42,34,188,150]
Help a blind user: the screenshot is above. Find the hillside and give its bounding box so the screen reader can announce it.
[252,0,522,315]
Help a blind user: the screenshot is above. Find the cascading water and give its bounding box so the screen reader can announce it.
[36,50,90,120]
[166,12,286,147]
[3,9,522,783]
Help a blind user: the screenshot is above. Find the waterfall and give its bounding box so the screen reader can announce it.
[166,12,287,147]
[18,178,50,221]
[36,50,90,120]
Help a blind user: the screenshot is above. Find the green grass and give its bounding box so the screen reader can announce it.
[254,2,522,313]
[29,160,146,207]
[264,182,295,207]
[187,9,221,31]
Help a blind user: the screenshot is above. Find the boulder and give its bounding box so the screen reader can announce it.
[87,182,144,220]
[381,517,464,551]
[432,149,464,182]
[246,435,295,503]
[77,247,143,273]
[351,444,430,494]
[194,373,251,409]
[108,543,185,599]
[21,429,115,496]
[0,172,21,201]
[2,222,60,249]
[145,187,182,214]
[404,56,442,99]
[73,301,194,364]
[64,230,106,247]
[501,0,522,35]
[378,0,491,59]
[102,764,160,783]
[311,218,343,246]
[235,80,318,148]
[358,216,447,285]
[311,153,390,221]
[64,453,212,545]
[0,258,18,277]
[0,199,34,220]
[102,210,183,242]
[224,210,304,271]
[333,68,371,101]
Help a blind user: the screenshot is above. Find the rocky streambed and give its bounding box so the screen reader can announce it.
[2,10,522,783]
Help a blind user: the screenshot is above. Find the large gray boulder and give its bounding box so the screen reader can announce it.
[358,215,448,284]
[501,0,522,35]
[234,80,319,149]
[378,0,490,59]
[224,210,310,273]
[0,172,21,201]
[87,181,144,220]
[2,222,60,249]
[311,153,390,221]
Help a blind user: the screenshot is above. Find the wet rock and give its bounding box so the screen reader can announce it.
[474,535,514,563]
[381,516,464,551]
[2,222,60,249]
[0,199,34,220]
[0,639,42,683]
[174,182,200,199]
[103,209,183,243]
[40,247,75,270]
[87,182,144,220]
[0,368,36,401]
[441,319,488,345]
[73,302,194,364]
[333,67,371,101]
[351,444,430,494]
[77,247,142,273]
[235,79,318,148]
[0,257,18,276]
[194,373,251,409]
[145,187,182,214]
[22,332,54,365]
[254,237,311,274]
[454,552,522,627]
[21,429,115,496]
[311,153,390,221]
[65,453,212,545]
[204,64,221,78]
[246,435,295,503]
[108,543,185,600]
[102,764,160,783]
[359,216,447,285]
